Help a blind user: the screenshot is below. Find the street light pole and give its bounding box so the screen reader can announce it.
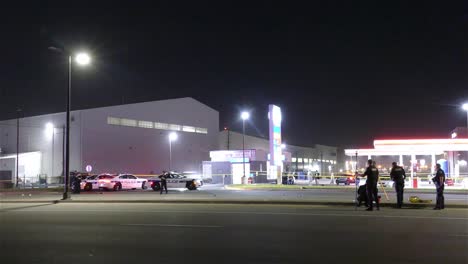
[63,55,72,200]
[242,119,246,179]
[169,138,172,171]
[240,111,250,183]
[16,108,21,188]
[463,103,468,128]
[168,132,178,172]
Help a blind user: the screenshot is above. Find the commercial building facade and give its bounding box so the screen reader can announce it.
[203,130,338,184]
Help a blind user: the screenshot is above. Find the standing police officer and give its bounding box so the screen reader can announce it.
[390,162,406,208]
[432,164,445,210]
[362,159,380,211]
[159,172,168,195]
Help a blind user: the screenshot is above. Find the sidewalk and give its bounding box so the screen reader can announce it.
[1,188,467,208]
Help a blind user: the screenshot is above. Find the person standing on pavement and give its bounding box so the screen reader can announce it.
[159,172,168,195]
[432,164,445,210]
[362,159,380,211]
[390,162,406,208]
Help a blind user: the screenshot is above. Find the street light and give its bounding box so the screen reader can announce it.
[462,103,468,128]
[281,143,286,149]
[168,132,178,172]
[49,47,91,200]
[240,111,250,182]
[75,53,91,65]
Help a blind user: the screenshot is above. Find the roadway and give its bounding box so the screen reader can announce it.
[1,203,467,263]
[1,185,467,207]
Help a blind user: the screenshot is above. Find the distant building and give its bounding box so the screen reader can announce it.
[0,98,219,185]
[203,130,337,184]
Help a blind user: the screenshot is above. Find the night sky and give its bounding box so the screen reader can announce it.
[0,1,466,148]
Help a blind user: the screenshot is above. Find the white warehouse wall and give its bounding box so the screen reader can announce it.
[81,97,218,174]
[0,97,219,179]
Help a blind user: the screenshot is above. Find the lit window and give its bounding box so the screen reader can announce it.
[121,118,137,127]
[304,158,308,163]
[138,120,153,128]
[182,126,196,133]
[292,157,297,162]
[154,122,169,130]
[195,127,208,134]
[107,117,120,125]
[298,158,303,163]
[168,124,181,131]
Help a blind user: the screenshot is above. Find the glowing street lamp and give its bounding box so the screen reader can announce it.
[168,132,178,171]
[75,53,91,65]
[463,103,468,128]
[240,111,250,181]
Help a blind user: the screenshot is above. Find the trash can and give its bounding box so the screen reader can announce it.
[413,178,418,189]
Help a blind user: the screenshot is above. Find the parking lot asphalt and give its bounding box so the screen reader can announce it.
[1,203,467,264]
[1,184,467,208]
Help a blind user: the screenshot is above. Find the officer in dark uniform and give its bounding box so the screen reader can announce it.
[432,164,445,210]
[70,171,81,194]
[159,172,168,195]
[390,162,406,208]
[362,159,380,211]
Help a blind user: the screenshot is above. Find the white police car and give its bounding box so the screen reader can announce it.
[148,172,199,191]
[83,174,148,191]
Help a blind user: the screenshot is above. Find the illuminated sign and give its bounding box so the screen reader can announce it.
[210,150,256,162]
[268,105,282,166]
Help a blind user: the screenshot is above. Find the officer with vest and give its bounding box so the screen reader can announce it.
[362,159,380,211]
[390,162,406,208]
[432,164,445,210]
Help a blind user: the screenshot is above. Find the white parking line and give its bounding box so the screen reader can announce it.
[122,224,222,228]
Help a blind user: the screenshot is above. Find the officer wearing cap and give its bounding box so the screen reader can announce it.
[362,159,380,211]
[390,162,406,208]
[432,164,445,210]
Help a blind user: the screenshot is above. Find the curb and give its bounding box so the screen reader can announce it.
[2,199,467,209]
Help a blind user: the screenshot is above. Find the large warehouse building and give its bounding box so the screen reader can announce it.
[0,97,338,186]
[0,98,219,184]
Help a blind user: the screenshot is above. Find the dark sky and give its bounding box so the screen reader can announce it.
[0,1,466,148]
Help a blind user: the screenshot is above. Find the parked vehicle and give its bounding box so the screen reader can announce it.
[148,172,199,191]
[335,174,356,185]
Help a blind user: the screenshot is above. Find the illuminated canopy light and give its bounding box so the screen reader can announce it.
[451,132,458,139]
[241,111,250,120]
[168,132,178,142]
[281,143,286,149]
[75,52,91,65]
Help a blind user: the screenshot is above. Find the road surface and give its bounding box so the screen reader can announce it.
[2,186,467,207]
[1,203,467,263]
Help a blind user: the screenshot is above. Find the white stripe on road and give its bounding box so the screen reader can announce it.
[122,224,222,228]
[5,208,468,221]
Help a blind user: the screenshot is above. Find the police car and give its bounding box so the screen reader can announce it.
[83,174,148,191]
[148,172,199,191]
